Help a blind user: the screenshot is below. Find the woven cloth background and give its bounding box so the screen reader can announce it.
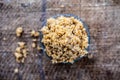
[0,0,120,80]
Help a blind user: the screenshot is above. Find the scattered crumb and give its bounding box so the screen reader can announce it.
[14,52,22,58]
[32,42,36,48]
[30,30,36,36]
[30,30,39,37]
[14,42,28,63]
[16,27,23,37]
[18,42,25,49]
[32,39,37,42]
[30,30,40,51]
[21,58,24,63]
[34,32,39,37]
[15,47,21,53]
[22,49,28,58]
[37,46,42,51]
[14,68,19,73]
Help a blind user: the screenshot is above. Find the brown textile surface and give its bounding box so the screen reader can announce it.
[0,0,120,80]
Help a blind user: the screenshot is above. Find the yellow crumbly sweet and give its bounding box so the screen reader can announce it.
[14,52,22,59]
[32,39,37,42]
[30,30,39,37]
[15,47,21,53]
[22,49,28,58]
[41,16,89,63]
[31,30,36,36]
[18,42,25,49]
[37,46,42,51]
[32,42,36,48]
[14,42,28,63]
[16,27,23,37]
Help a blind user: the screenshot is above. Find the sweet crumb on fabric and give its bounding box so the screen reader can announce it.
[16,27,23,37]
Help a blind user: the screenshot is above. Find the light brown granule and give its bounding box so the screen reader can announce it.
[22,49,28,58]
[32,42,36,48]
[37,46,42,51]
[31,30,35,36]
[14,52,22,59]
[32,39,37,42]
[14,42,28,63]
[16,27,23,37]
[15,47,21,53]
[18,42,25,49]
[30,30,39,37]
[21,58,25,63]
[41,16,89,63]
[34,32,39,37]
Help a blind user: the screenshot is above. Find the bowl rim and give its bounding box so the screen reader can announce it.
[40,14,91,64]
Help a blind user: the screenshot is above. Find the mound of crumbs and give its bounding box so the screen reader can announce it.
[41,16,89,63]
